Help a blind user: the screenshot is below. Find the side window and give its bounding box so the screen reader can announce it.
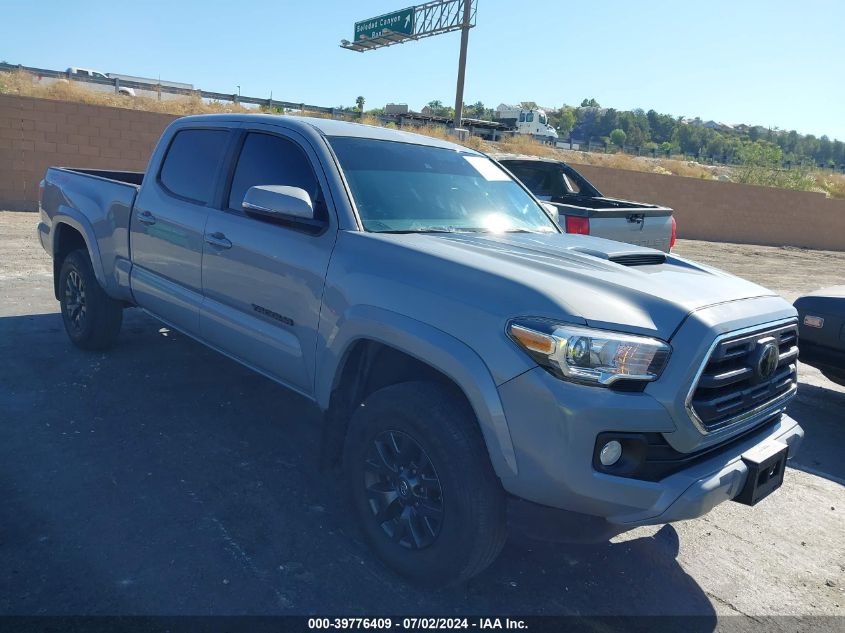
[518,112,525,123]
[526,112,535,123]
[561,173,581,194]
[159,129,229,204]
[227,132,326,221]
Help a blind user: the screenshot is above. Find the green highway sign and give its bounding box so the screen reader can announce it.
[354,7,415,42]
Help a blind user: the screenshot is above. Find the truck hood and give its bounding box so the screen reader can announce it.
[387,231,780,337]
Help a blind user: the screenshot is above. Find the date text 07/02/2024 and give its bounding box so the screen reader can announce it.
[307,618,528,630]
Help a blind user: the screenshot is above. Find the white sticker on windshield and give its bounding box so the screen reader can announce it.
[463,155,510,181]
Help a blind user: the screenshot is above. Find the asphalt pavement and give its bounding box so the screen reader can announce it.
[1,212,843,621]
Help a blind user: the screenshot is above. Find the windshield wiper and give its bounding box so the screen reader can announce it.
[376,227,551,235]
[375,226,489,234]
[375,228,461,234]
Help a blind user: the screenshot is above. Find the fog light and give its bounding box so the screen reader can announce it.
[599,440,623,466]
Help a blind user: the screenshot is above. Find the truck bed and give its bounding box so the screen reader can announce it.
[39,167,143,302]
[549,194,672,218]
[59,167,145,187]
[495,156,675,251]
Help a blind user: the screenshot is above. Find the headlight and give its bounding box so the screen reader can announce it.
[507,318,671,386]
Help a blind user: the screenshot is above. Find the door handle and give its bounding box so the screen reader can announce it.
[137,211,156,225]
[205,232,232,249]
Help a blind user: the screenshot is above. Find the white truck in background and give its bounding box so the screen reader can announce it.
[494,104,559,143]
[65,67,136,97]
[64,68,193,100]
[106,72,193,92]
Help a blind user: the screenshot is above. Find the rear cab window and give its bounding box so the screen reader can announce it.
[507,163,560,199]
[506,161,596,199]
[159,129,229,204]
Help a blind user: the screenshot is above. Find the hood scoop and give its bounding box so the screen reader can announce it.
[608,253,667,266]
[567,244,667,267]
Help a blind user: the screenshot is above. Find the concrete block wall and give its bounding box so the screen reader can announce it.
[0,94,176,210]
[571,164,845,251]
[1,94,844,250]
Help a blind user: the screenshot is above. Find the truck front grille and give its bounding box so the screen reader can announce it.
[688,322,798,432]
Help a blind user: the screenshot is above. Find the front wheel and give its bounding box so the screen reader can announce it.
[58,249,123,350]
[343,381,507,586]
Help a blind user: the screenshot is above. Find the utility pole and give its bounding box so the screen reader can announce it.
[452,0,472,129]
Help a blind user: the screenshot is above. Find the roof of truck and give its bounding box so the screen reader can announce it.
[175,113,475,153]
[489,153,563,164]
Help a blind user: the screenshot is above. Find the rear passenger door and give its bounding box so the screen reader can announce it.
[199,127,337,396]
[130,127,230,334]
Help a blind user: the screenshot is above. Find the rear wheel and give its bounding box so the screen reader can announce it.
[343,381,507,586]
[58,249,123,350]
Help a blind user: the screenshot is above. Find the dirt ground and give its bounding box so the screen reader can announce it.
[1,211,843,621]
[673,239,845,305]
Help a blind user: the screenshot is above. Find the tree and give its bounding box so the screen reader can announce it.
[609,128,627,147]
[557,107,576,136]
[646,109,676,144]
[355,96,365,112]
[425,100,454,118]
[467,101,487,118]
[580,98,601,108]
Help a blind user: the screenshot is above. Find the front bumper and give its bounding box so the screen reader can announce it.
[496,365,803,527]
[608,414,802,525]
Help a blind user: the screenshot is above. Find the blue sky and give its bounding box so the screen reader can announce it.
[2,0,843,140]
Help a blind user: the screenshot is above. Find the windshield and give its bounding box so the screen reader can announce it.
[328,137,558,234]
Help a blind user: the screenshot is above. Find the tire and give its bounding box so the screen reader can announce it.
[58,249,123,350]
[343,381,507,586]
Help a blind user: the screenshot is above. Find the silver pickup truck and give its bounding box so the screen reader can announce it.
[495,154,676,252]
[39,114,803,586]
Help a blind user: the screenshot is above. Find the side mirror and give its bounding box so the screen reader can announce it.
[243,185,315,223]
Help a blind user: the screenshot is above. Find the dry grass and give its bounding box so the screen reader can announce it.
[410,124,487,152]
[558,150,717,179]
[813,173,845,199]
[485,137,718,179]
[0,69,258,115]
[494,134,559,158]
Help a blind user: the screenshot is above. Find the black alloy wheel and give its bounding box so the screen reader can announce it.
[364,430,444,550]
[63,269,87,332]
[58,249,123,350]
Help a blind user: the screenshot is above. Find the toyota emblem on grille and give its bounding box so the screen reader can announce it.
[756,341,780,380]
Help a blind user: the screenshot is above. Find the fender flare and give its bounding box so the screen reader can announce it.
[316,305,519,478]
[52,209,108,290]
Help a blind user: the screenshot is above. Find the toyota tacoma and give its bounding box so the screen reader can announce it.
[38,114,803,586]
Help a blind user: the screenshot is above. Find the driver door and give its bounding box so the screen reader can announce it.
[199,127,337,396]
